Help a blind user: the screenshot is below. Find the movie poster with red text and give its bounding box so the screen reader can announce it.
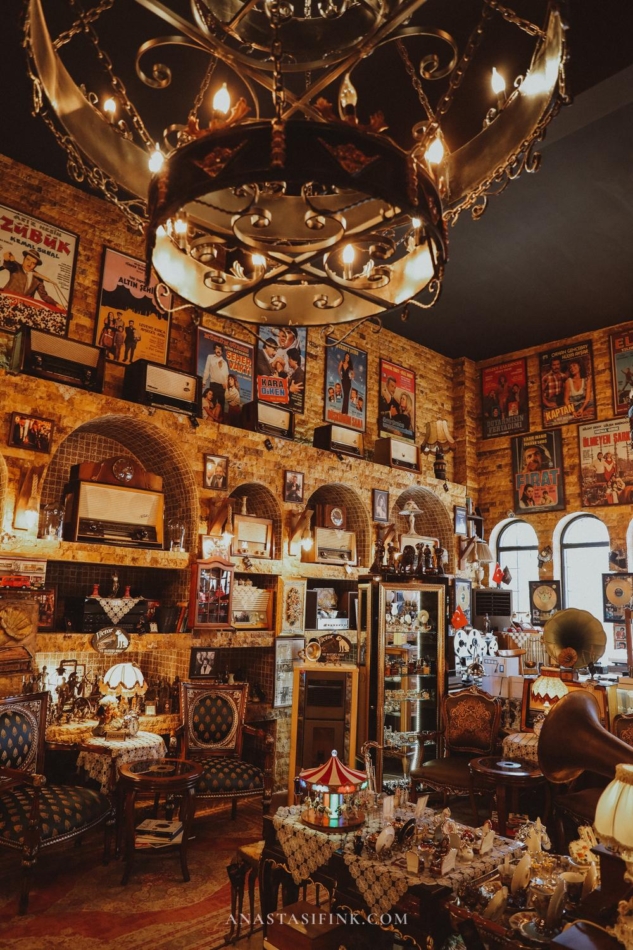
[511,429,565,512]
[578,418,633,507]
[540,341,596,428]
[324,336,367,432]
[609,326,633,415]
[255,324,308,414]
[379,358,416,441]
[0,203,78,336]
[196,327,254,428]
[481,357,529,439]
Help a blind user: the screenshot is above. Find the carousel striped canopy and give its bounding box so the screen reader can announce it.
[299,750,366,790]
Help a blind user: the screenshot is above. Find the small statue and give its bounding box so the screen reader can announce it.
[423,544,433,572]
[370,538,385,574]
[416,542,426,576]
[399,544,416,573]
[387,542,398,572]
[434,543,447,575]
[110,572,120,598]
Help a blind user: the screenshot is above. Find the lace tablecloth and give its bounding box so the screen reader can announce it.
[501,732,540,764]
[273,805,523,917]
[76,732,166,793]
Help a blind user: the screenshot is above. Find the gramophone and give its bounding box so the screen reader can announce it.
[542,608,608,673]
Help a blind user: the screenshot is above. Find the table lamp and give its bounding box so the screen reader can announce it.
[531,667,568,734]
[594,764,633,948]
[101,661,147,712]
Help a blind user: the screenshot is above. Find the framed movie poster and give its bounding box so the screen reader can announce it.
[0,328,15,369]
[511,429,565,512]
[528,580,561,626]
[378,358,415,441]
[273,635,304,708]
[196,326,254,428]
[613,624,627,651]
[481,357,529,439]
[324,336,367,432]
[256,325,307,414]
[0,202,78,336]
[540,341,596,428]
[602,573,633,623]
[609,326,633,415]
[94,247,171,365]
[578,418,633,507]
[453,577,472,624]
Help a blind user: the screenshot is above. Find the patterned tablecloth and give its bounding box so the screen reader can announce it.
[273,805,523,917]
[76,732,166,793]
[501,731,540,765]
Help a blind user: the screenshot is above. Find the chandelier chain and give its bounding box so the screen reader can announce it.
[53,0,115,50]
[269,4,286,122]
[485,1,546,39]
[188,57,218,124]
[396,40,434,122]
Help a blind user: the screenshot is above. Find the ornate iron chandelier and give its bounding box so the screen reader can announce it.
[25,0,567,328]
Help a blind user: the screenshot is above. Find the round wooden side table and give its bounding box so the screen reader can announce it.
[118,757,201,885]
[468,755,549,836]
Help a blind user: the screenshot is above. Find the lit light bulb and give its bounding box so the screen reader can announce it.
[103,97,116,119]
[301,532,313,552]
[174,216,187,235]
[411,217,421,229]
[251,253,266,269]
[342,243,355,281]
[339,74,358,113]
[222,528,233,545]
[148,144,164,173]
[212,83,231,116]
[491,66,506,97]
[424,136,444,165]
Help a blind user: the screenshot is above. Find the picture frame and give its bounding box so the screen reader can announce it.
[481,357,529,439]
[196,326,254,428]
[188,647,217,678]
[452,577,472,624]
[0,202,79,337]
[578,418,633,507]
[36,586,57,631]
[94,247,172,365]
[256,324,308,415]
[8,412,54,454]
[324,335,367,432]
[511,429,565,512]
[231,514,273,559]
[528,580,562,626]
[540,340,596,428]
[273,635,305,708]
[609,326,633,415]
[454,505,468,537]
[378,358,416,441]
[203,453,228,490]
[276,577,307,635]
[602,573,633,623]
[284,470,304,503]
[0,327,15,370]
[372,488,390,524]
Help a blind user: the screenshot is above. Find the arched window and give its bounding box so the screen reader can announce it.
[560,514,610,619]
[496,520,539,619]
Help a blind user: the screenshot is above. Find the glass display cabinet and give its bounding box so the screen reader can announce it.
[188,558,234,629]
[357,577,447,790]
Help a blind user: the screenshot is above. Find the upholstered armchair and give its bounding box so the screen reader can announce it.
[410,685,502,824]
[0,691,113,915]
[179,682,274,819]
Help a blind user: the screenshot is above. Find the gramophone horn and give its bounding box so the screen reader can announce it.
[543,608,607,669]
[538,690,633,783]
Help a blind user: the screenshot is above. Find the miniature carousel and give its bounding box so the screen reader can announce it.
[297,750,367,832]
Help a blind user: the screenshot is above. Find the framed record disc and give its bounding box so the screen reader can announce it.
[528,580,561,626]
[602,572,633,623]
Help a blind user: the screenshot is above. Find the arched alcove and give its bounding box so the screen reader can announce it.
[392,486,454,572]
[229,482,283,558]
[40,414,199,550]
[305,483,372,568]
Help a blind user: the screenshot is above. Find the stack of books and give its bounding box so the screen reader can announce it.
[135,819,183,849]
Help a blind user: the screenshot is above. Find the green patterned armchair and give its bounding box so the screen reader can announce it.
[0,691,113,914]
[180,682,274,819]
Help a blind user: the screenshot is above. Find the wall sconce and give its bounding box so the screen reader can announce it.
[13,464,44,532]
[289,508,313,556]
[420,419,455,489]
[207,498,233,544]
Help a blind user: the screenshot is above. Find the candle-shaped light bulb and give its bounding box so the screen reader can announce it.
[342,243,355,280]
[424,135,444,165]
[212,83,231,116]
[339,74,358,113]
[148,143,164,173]
[251,253,266,270]
[491,67,506,97]
[174,216,187,235]
[103,97,116,120]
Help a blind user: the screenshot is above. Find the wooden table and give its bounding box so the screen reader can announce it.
[469,755,549,836]
[118,757,201,885]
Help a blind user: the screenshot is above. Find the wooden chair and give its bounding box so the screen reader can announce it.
[179,682,274,820]
[410,685,502,824]
[0,691,113,914]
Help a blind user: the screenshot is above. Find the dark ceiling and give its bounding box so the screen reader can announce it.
[2,1,633,361]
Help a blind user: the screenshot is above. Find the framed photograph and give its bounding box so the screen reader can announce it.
[203,454,228,490]
[284,470,304,503]
[481,357,529,439]
[578,418,633,507]
[94,247,171,365]
[0,556,47,589]
[188,647,217,678]
[610,327,633,416]
[0,327,15,370]
[528,580,561,626]
[36,586,57,631]
[0,202,79,337]
[540,341,596,427]
[256,325,308,414]
[277,577,307,635]
[614,625,627,651]
[378,358,416,441]
[324,336,367,432]
[273,635,304,708]
[511,429,565,512]
[372,488,390,523]
[8,412,54,453]
[454,505,468,537]
[453,577,472,624]
[602,573,633,623]
[197,326,254,428]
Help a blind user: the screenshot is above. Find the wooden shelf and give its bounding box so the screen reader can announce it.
[37,630,275,651]
[2,538,191,569]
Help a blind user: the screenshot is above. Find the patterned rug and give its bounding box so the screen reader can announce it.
[0,800,264,950]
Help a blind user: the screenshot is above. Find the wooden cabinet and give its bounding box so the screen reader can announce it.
[188,558,234,629]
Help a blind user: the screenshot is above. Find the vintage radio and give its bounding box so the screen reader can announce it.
[302,527,357,566]
[70,456,163,492]
[373,436,421,472]
[313,423,363,457]
[63,482,164,548]
[123,359,202,417]
[241,400,295,440]
[65,596,149,634]
[11,326,106,392]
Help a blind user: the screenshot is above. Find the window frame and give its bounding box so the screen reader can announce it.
[560,513,610,609]
[496,519,539,620]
